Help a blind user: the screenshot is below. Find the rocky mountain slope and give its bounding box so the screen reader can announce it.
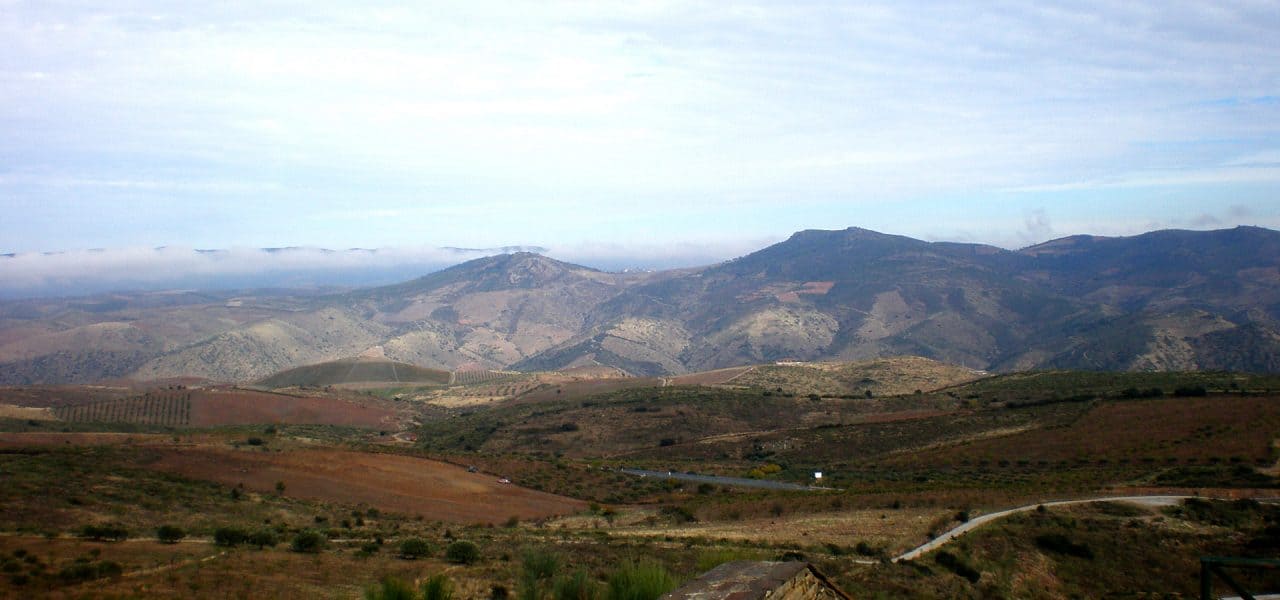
[2,226,1277,383]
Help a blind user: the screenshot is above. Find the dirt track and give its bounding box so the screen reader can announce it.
[143,447,585,524]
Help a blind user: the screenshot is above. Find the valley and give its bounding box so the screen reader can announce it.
[1,226,1279,598]
[1,358,1278,598]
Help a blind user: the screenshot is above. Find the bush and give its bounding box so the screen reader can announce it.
[80,524,128,542]
[399,538,433,559]
[422,573,454,600]
[1034,533,1094,559]
[606,560,678,600]
[249,529,279,549]
[365,576,417,600]
[156,525,185,544]
[213,526,249,547]
[1174,385,1208,397]
[660,505,697,523]
[446,540,480,564]
[291,530,326,553]
[57,559,123,583]
[935,551,980,583]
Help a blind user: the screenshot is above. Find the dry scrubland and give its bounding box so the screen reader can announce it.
[0,365,1279,597]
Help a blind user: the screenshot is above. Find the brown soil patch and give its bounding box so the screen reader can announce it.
[143,447,585,523]
[189,389,399,428]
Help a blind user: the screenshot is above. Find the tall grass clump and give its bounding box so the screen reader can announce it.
[364,576,417,600]
[520,548,561,600]
[606,560,678,600]
[553,570,601,600]
[421,573,454,600]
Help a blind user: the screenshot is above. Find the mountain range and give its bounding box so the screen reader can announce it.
[1,225,1277,384]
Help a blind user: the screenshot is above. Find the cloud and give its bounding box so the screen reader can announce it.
[1022,209,1054,244]
[1,2,1278,254]
[1189,213,1221,227]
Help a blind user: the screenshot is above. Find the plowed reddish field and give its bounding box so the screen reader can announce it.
[188,389,398,428]
[143,447,585,523]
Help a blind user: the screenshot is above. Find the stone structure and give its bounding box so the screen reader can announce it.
[661,561,851,600]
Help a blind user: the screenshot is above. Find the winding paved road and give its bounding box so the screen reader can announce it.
[893,495,1195,562]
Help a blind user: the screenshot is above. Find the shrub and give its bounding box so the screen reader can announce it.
[660,505,697,523]
[1034,533,1094,559]
[291,530,326,553]
[399,538,432,559]
[935,551,980,583]
[214,527,249,547]
[446,540,480,564]
[80,524,128,542]
[249,529,279,549]
[57,559,122,583]
[606,560,678,600]
[1174,385,1208,397]
[365,576,417,600]
[422,573,454,600]
[156,525,185,544]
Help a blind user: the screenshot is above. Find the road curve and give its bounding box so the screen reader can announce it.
[893,495,1194,563]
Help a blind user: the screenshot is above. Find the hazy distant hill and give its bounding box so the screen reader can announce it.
[1,226,1277,383]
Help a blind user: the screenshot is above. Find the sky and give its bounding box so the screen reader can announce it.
[2,1,1279,295]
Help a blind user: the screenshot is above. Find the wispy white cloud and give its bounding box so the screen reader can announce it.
[0,1,1277,257]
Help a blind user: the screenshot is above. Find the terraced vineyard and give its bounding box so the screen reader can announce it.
[53,392,191,426]
[453,369,520,385]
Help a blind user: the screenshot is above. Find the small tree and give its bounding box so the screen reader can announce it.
[445,540,480,564]
[214,527,249,547]
[291,530,326,553]
[156,525,185,544]
[399,537,432,559]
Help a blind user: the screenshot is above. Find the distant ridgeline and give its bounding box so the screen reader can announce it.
[2,225,1278,385]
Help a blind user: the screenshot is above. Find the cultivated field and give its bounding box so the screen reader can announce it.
[45,387,404,429]
[140,446,585,523]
